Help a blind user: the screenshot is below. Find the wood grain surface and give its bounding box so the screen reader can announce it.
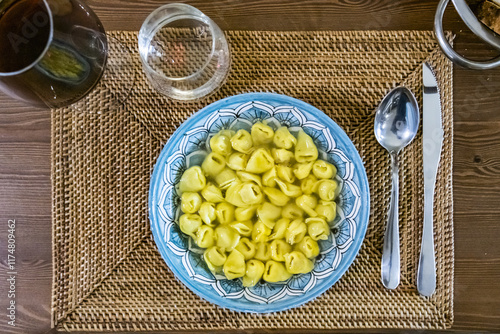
[1,0,499,333]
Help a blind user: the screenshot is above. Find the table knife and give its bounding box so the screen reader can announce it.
[417,62,443,297]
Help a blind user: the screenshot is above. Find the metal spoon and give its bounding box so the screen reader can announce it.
[374,87,419,289]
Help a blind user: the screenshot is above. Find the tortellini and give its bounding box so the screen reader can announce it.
[210,133,232,156]
[246,148,274,174]
[275,179,302,197]
[315,201,336,222]
[235,205,257,221]
[223,249,246,280]
[201,183,224,203]
[181,192,202,214]
[201,153,226,178]
[285,219,307,245]
[293,161,314,180]
[294,236,320,258]
[263,187,289,207]
[306,217,330,241]
[284,251,314,274]
[272,148,294,164]
[195,225,215,248]
[262,166,277,187]
[263,261,292,282]
[312,160,336,179]
[274,127,297,149]
[282,203,304,220]
[215,225,240,251]
[214,168,238,190]
[235,238,256,260]
[242,259,265,287]
[300,175,318,195]
[252,220,271,243]
[199,202,216,226]
[269,218,289,240]
[215,202,235,225]
[257,202,281,229]
[270,239,292,262]
[179,213,202,238]
[277,165,295,183]
[179,166,206,193]
[254,242,271,262]
[231,129,253,154]
[229,220,253,237]
[204,246,227,272]
[316,179,338,201]
[251,122,274,145]
[227,152,248,171]
[296,194,318,217]
[226,182,263,207]
[295,130,318,163]
[237,171,262,187]
[176,123,340,286]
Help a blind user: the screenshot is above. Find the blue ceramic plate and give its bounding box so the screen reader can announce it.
[149,93,370,313]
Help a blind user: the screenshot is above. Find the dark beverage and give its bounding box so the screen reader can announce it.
[0,0,51,72]
[0,0,107,107]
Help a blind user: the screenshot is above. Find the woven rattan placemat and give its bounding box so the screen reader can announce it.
[52,30,454,331]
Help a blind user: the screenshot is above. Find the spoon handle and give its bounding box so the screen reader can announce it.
[381,152,400,289]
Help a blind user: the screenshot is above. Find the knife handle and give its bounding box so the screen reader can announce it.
[417,187,437,296]
[381,152,400,290]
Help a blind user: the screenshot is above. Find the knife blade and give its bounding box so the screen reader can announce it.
[417,62,443,297]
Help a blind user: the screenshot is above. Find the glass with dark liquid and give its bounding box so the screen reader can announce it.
[0,0,107,108]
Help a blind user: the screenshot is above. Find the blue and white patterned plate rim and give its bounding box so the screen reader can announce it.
[149,92,370,313]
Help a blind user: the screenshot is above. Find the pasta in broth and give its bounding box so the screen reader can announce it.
[177,122,339,287]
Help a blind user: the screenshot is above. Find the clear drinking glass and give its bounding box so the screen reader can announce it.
[138,3,231,101]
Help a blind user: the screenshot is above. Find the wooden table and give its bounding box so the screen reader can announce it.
[0,1,499,333]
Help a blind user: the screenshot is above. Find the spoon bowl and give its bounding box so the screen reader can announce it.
[375,87,420,153]
[374,86,419,289]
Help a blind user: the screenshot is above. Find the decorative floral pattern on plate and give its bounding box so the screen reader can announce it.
[149,93,370,313]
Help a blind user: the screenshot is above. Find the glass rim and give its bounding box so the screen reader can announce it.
[138,3,221,82]
[0,0,54,77]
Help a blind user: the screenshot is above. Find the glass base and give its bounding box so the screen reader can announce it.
[71,36,135,113]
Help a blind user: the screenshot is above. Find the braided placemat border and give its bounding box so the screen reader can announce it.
[52,30,453,331]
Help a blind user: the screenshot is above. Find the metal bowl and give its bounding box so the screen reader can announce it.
[435,0,500,69]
